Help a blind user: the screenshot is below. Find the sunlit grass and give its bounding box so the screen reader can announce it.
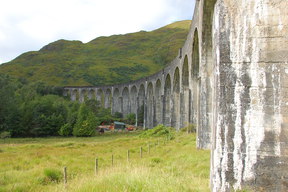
[0,131,210,192]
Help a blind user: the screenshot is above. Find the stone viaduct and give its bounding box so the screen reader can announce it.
[64,0,288,191]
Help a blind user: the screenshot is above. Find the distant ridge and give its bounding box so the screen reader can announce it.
[0,20,191,86]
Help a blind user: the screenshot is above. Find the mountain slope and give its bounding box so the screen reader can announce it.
[0,20,191,86]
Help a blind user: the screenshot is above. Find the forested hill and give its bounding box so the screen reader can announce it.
[0,20,191,86]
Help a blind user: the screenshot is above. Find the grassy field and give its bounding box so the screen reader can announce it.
[0,131,210,192]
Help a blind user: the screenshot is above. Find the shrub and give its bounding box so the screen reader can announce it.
[40,168,62,184]
[113,112,123,118]
[140,124,175,139]
[124,113,136,125]
[0,131,11,139]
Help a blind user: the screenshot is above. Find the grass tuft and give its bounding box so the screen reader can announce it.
[40,168,62,184]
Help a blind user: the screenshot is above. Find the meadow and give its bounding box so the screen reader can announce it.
[0,131,210,192]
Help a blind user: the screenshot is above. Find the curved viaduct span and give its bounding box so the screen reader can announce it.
[64,0,288,191]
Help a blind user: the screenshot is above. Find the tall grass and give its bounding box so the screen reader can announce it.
[0,131,210,192]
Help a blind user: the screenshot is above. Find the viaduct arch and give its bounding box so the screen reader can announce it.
[64,0,288,191]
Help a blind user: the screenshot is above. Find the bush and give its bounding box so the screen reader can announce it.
[124,113,136,125]
[113,112,123,118]
[0,131,11,139]
[140,124,175,139]
[40,168,62,184]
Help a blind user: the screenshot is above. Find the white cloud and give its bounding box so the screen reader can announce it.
[0,0,195,64]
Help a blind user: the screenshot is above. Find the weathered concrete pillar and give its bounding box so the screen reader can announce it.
[79,89,86,103]
[161,95,165,125]
[111,96,115,114]
[211,0,288,191]
[146,83,154,128]
[88,89,96,100]
[163,94,172,127]
[119,97,123,114]
[181,55,190,128]
[63,89,68,97]
[130,86,138,118]
[96,89,104,107]
[71,89,76,101]
[135,96,139,127]
[154,80,162,126]
[198,0,216,150]
[180,92,184,128]
[112,88,120,114]
[191,28,202,147]
[199,76,213,149]
[180,88,190,128]
[138,85,145,127]
[143,96,147,129]
[104,96,111,109]
[172,92,180,129]
[104,90,112,109]
[79,89,83,103]
[122,88,130,117]
[172,68,181,129]
[164,75,172,127]
[196,78,203,148]
[153,96,157,127]
[169,95,173,127]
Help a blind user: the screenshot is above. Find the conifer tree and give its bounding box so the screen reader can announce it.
[73,104,97,136]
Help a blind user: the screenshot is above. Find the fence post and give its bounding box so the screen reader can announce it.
[95,158,98,175]
[63,166,67,187]
[112,154,114,166]
[127,150,130,162]
[140,147,143,158]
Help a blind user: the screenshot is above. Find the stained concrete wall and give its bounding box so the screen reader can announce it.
[63,0,288,191]
[211,0,288,191]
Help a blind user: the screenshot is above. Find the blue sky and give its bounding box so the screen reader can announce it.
[0,0,195,64]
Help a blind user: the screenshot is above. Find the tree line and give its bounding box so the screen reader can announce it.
[0,74,138,138]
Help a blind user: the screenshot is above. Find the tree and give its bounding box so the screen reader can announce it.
[0,74,22,136]
[59,102,80,136]
[21,95,68,137]
[73,104,98,137]
[58,123,72,136]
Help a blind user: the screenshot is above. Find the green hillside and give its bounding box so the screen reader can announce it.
[0,20,191,86]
